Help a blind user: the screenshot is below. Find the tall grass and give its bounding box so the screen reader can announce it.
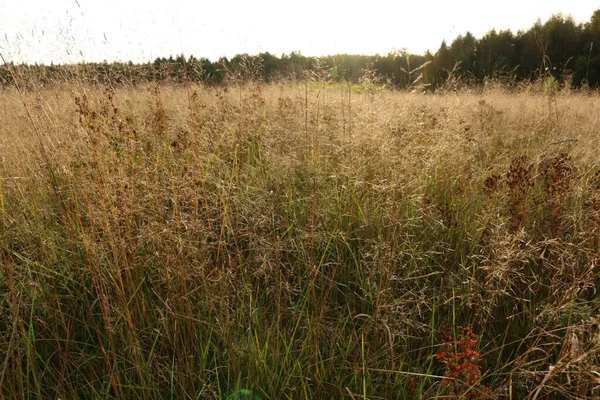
[0,76,599,399]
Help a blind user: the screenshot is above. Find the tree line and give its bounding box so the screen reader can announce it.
[1,9,599,90]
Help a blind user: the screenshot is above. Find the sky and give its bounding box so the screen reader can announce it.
[0,0,597,65]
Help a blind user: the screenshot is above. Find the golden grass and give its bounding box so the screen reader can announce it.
[1,80,600,399]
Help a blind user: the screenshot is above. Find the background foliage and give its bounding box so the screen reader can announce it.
[1,10,600,90]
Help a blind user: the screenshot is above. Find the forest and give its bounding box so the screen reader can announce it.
[1,9,600,89]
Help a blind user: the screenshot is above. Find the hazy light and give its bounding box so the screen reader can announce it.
[0,0,597,64]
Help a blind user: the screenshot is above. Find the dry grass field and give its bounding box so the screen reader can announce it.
[1,78,600,399]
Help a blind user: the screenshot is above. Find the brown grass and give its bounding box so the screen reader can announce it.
[1,78,600,399]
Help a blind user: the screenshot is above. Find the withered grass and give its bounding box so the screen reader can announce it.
[1,78,600,399]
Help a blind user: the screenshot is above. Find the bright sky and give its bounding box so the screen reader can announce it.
[0,0,597,65]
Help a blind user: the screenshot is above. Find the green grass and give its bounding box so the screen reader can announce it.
[0,78,599,399]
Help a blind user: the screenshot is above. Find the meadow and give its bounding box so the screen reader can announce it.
[0,77,599,399]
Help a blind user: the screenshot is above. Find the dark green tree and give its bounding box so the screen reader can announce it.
[574,9,600,86]
[434,41,453,83]
[449,32,477,78]
[542,14,582,78]
[476,29,518,79]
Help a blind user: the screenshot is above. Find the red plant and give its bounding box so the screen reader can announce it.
[436,324,491,398]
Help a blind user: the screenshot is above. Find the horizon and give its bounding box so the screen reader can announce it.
[0,1,597,65]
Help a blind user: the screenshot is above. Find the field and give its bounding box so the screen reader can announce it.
[1,79,600,399]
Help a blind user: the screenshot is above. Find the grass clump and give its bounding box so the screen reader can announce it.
[0,77,600,399]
